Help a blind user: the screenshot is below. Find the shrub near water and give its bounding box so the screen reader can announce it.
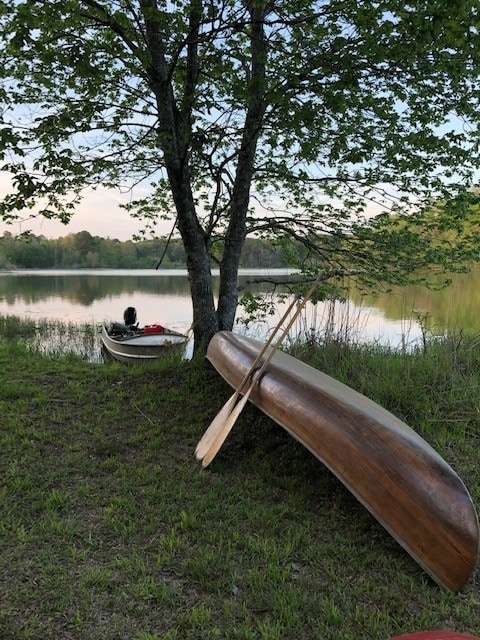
[0,317,479,639]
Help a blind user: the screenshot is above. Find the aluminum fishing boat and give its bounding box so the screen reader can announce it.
[101,307,187,364]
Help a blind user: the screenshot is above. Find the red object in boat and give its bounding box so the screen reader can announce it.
[143,325,165,334]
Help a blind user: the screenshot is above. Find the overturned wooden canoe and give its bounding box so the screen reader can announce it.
[206,331,479,592]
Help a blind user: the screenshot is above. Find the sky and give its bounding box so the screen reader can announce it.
[0,175,173,241]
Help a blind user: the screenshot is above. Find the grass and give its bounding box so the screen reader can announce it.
[0,314,100,361]
[0,318,480,639]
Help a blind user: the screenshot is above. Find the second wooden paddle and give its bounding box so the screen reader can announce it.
[199,275,321,467]
[195,293,300,461]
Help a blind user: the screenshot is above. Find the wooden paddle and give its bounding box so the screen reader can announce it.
[200,370,261,467]
[194,293,300,461]
[198,275,321,468]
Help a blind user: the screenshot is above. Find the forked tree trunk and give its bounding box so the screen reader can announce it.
[143,0,268,353]
[217,2,268,333]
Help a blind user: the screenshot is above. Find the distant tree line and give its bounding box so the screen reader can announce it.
[0,231,290,270]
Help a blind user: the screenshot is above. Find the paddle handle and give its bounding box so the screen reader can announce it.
[232,293,300,397]
[251,275,321,377]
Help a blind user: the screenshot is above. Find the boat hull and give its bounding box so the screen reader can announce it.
[101,325,187,364]
[206,331,479,592]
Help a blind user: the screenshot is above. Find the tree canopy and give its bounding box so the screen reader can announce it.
[1,0,479,349]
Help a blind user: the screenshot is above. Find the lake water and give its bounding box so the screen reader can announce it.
[0,267,478,360]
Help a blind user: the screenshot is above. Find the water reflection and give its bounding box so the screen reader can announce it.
[0,267,478,360]
[0,269,289,304]
[0,270,191,306]
[350,267,480,335]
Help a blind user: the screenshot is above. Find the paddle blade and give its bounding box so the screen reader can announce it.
[195,392,239,460]
[201,383,255,468]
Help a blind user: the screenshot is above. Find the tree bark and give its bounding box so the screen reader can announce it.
[141,0,219,351]
[217,3,268,332]
[141,0,268,350]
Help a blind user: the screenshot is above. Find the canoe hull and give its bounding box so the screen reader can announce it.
[101,325,187,364]
[206,331,479,592]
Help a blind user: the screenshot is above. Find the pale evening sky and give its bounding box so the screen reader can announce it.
[0,176,173,241]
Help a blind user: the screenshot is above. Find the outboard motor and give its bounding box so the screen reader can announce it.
[123,307,137,328]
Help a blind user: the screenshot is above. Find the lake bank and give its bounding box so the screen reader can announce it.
[0,331,479,638]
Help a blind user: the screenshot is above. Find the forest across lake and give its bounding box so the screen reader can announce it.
[0,231,288,270]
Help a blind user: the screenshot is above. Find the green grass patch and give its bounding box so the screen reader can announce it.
[0,319,479,639]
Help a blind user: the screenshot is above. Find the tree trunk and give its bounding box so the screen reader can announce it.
[217,3,268,332]
[142,0,267,351]
[141,0,219,351]
[170,168,219,351]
